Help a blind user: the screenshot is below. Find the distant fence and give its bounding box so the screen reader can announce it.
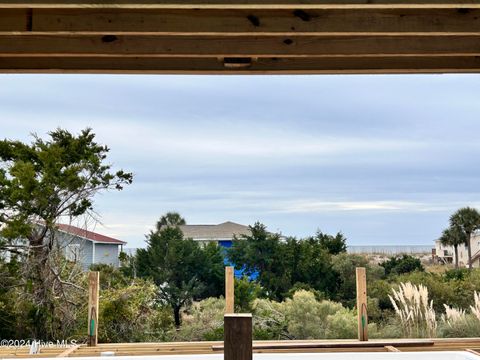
[347,245,432,255]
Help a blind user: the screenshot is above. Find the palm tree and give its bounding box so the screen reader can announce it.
[156,211,186,231]
[450,207,480,270]
[439,225,467,269]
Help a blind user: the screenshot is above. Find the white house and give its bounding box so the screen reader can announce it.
[435,233,480,268]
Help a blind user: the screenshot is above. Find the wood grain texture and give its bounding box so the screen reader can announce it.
[0,34,480,57]
[224,314,252,360]
[0,8,479,35]
[225,266,235,314]
[356,267,368,341]
[87,271,99,347]
[2,55,480,74]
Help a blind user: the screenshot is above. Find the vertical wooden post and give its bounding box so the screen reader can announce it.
[224,314,252,360]
[87,271,100,347]
[225,266,234,314]
[356,267,368,341]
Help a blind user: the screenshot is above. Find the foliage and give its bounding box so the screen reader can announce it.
[395,271,472,313]
[437,292,480,338]
[176,297,225,341]
[389,282,437,338]
[283,291,344,339]
[228,223,340,301]
[314,230,347,255]
[234,276,262,312]
[0,128,132,339]
[136,221,224,327]
[156,212,186,231]
[380,255,424,277]
[331,253,384,306]
[97,279,174,343]
[450,207,480,270]
[90,263,131,290]
[439,225,467,269]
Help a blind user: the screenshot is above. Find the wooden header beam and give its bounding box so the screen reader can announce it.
[0,0,480,74]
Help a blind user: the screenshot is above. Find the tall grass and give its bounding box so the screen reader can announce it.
[389,282,436,338]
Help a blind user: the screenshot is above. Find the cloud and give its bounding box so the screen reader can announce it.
[273,200,455,213]
[2,74,480,246]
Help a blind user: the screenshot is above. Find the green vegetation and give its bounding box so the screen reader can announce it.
[380,255,424,276]
[0,128,132,340]
[450,207,480,270]
[136,222,224,327]
[3,128,480,343]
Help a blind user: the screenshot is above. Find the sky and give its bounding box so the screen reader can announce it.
[1,74,480,248]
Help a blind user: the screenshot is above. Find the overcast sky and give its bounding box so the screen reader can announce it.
[1,74,479,248]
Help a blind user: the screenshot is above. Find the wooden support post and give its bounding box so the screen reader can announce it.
[224,314,252,360]
[356,267,368,341]
[225,266,234,314]
[87,271,100,347]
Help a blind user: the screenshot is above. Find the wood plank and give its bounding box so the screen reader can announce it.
[87,271,99,347]
[0,34,479,57]
[0,8,477,35]
[356,267,368,341]
[2,1,480,10]
[2,55,480,74]
[385,346,401,352]
[224,314,252,360]
[465,349,480,356]
[0,8,28,31]
[225,266,235,314]
[56,345,80,357]
[213,339,435,351]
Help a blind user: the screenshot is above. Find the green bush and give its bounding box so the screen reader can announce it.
[98,279,173,342]
[176,297,225,341]
[380,255,424,276]
[235,276,262,313]
[284,291,343,339]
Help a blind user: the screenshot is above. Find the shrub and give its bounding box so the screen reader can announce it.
[252,297,288,340]
[97,279,173,342]
[389,282,436,338]
[235,276,262,313]
[381,255,424,277]
[176,297,225,341]
[252,290,367,340]
[331,253,384,306]
[325,308,357,339]
[284,290,343,339]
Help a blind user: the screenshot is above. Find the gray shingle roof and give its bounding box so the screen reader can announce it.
[179,221,251,241]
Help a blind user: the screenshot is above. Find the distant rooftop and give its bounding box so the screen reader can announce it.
[56,223,127,245]
[179,221,251,241]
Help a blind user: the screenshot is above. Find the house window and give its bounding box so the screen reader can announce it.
[66,244,81,262]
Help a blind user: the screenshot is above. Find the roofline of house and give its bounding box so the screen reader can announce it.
[188,237,235,241]
[57,228,127,245]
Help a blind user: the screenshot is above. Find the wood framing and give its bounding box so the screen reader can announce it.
[225,266,235,314]
[0,0,480,74]
[87,271,100,347]
[356,267,368,341]
[224,314,252,360]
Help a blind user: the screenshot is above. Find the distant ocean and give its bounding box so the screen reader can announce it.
[347,245,432,255]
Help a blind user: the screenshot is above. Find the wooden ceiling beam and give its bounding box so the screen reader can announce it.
[1,55,480,74]
[0,1,479,73]
[1,1,480,9]
[2,8,480,35]
[0,34,479,57]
